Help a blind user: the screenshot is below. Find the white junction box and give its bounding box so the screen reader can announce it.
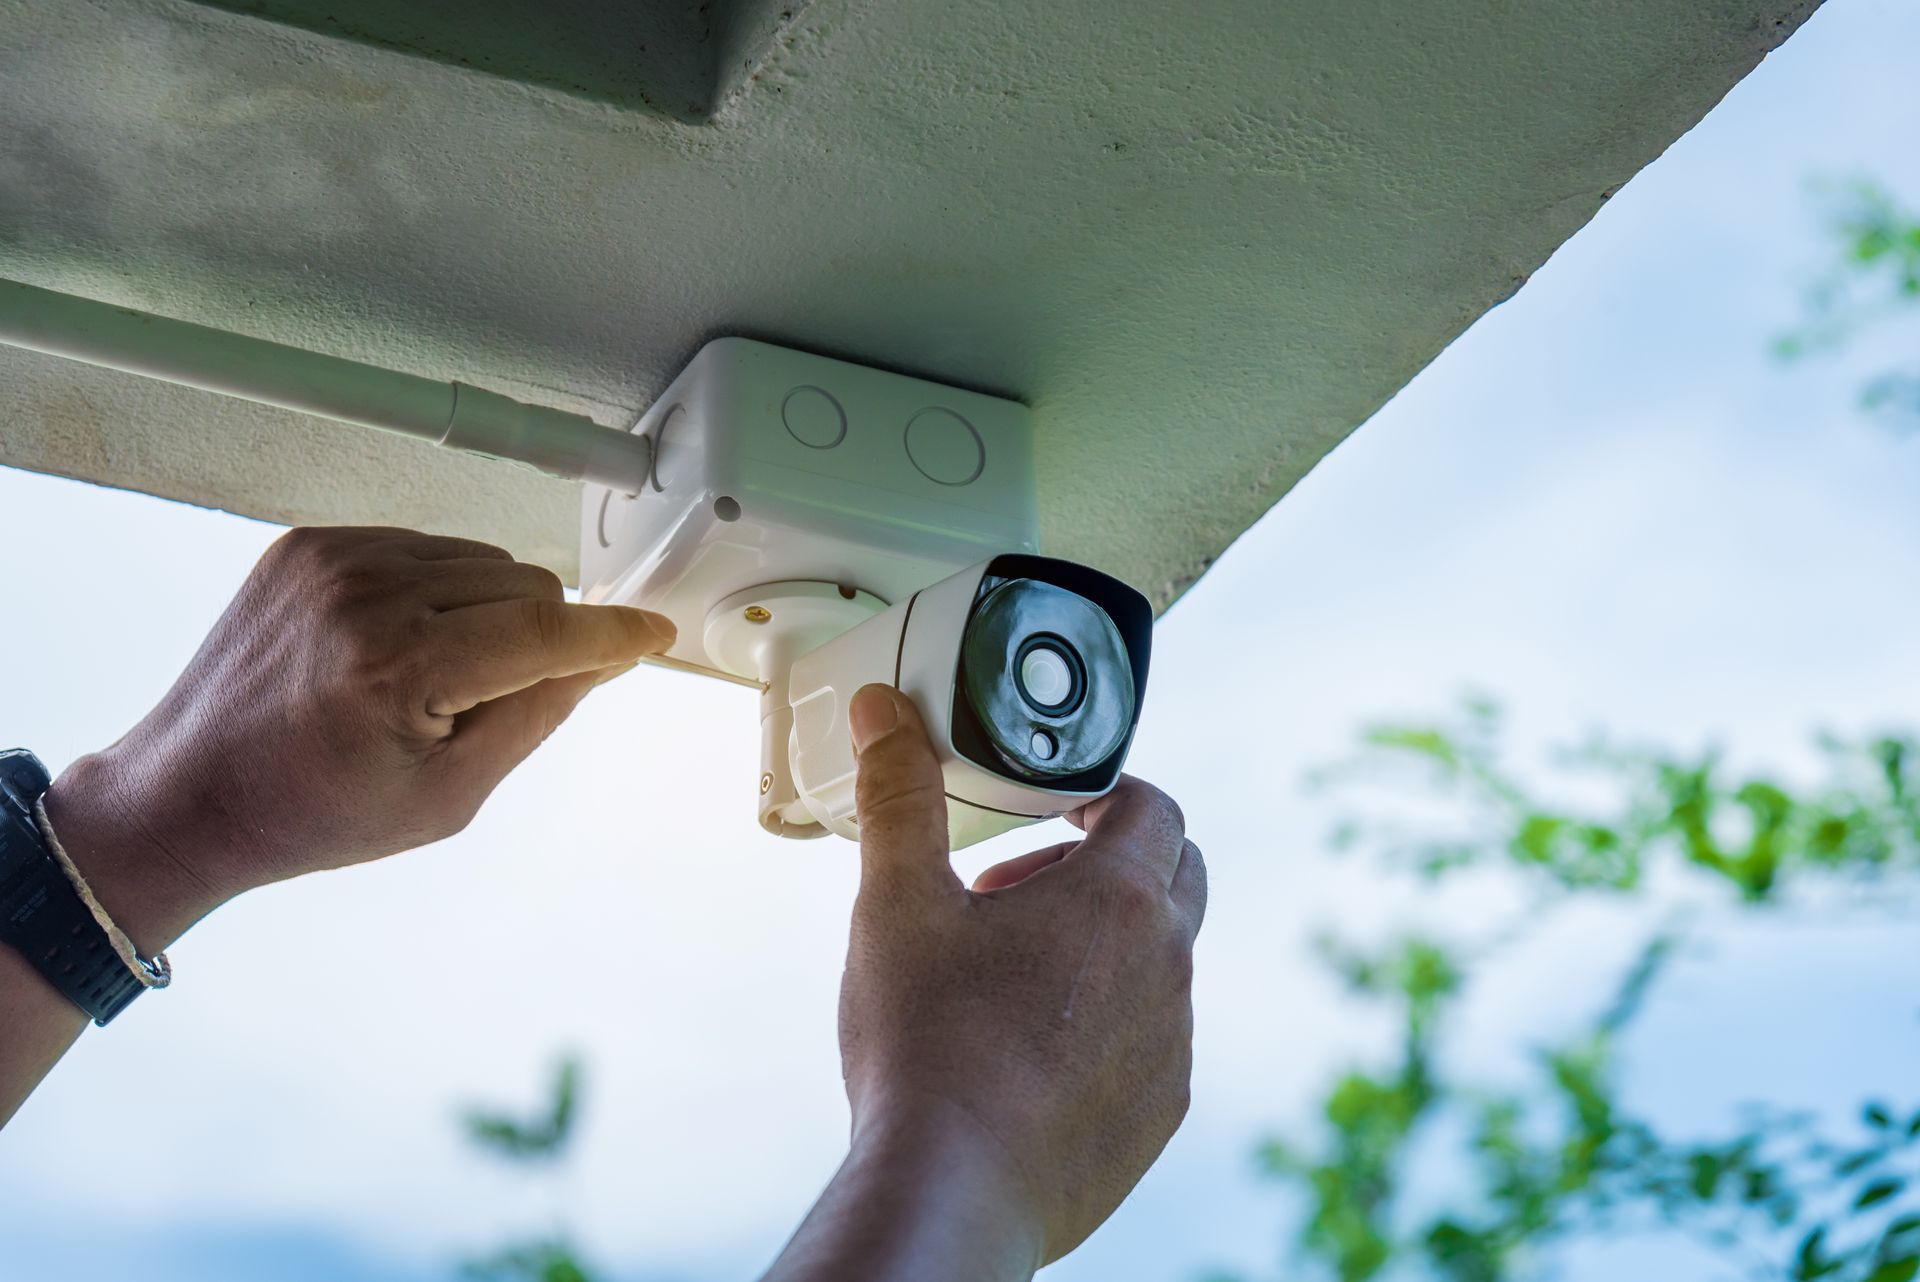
[580,338,1040,682]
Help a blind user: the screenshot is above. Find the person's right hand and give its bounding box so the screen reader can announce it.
[837,683,1205,1267]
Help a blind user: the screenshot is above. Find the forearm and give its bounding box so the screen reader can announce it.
[1,749,226,1125]
[762,1098,1044,1282]
[0,938,88,1125]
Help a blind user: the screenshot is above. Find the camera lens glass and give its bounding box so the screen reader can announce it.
[959,578,1136,779]
[1015,638,1081,714]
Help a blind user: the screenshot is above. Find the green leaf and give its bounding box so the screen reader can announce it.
[463,1241,596,1282]
[1688,1151,1724,1201]
[1325,1073,1405,1131]
[1886,1217,1920,1256]
[1515,814,1565,864]
[1868,1102,1895,1129]
[1797,1226,1839,1281]
[549,1058,580,1145]
[1838,1148,1888,1177]
[1855,230,1894,262]
[1365,726,1460,770]
[463,1114,537,1157]
[1399,940,1463,1005]
[1858,1178,1907,1210]
[461,1056,584,1163]
[1864,1260,1919,1282]
[1256,1138,1296,1173]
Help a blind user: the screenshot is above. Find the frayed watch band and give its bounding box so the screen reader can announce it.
[32,797,172,991]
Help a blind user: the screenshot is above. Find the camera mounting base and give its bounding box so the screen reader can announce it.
[703,580,888,837]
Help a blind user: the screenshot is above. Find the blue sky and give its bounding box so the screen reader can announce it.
[4,2,1919,1279]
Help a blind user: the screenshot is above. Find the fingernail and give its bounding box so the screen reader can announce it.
[849,685,899,753]
[640,611,678,652]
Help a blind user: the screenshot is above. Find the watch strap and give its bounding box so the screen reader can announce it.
[0,749,151,1025]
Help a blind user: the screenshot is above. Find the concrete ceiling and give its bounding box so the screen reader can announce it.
[0,0,1819,606]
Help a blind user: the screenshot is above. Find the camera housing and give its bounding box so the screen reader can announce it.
[579,338,1153,848]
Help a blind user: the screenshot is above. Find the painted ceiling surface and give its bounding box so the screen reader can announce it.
[0,0,1818,601]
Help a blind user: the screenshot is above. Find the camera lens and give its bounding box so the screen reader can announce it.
[959,578,1136,779]
[1016,639,1081,713]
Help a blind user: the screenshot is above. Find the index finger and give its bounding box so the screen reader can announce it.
[426,597,676,714]
[1063,775,1188,886]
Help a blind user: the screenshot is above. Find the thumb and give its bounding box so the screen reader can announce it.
[851,685,960,898]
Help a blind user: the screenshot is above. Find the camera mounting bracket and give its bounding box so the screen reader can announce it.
[704,580,888,837]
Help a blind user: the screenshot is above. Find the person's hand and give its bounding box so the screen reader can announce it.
[835,683,1205,1268]
[41,525,675,949]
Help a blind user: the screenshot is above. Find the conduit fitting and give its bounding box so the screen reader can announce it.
[0,278,653,493]
[442,383,653,493]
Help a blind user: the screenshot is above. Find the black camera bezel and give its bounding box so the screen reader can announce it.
[948,554,1154,794]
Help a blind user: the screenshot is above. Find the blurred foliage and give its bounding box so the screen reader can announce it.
[465,1242,596,1282]
[465,1057,582,1163]
[1320,701,1920,902]
[461,1056,601,1282]
[1777,182,1920,424]
[1218,710,1920,1282]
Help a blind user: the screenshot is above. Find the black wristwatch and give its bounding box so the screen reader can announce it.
[0,749,159,1024]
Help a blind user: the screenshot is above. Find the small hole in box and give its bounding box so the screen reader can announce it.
[713,496,742,522]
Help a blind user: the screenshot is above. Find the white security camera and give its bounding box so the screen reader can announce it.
[785,554,1152,849]
[580,338,1153,848]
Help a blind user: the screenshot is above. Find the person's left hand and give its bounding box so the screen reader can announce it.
[42,525,676,949]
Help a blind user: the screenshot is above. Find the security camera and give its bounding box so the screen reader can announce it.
[785,554,1152,849]
[580,338,1153,848]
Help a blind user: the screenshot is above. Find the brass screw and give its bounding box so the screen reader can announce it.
[759,772,774,795]
[744,605,772,624]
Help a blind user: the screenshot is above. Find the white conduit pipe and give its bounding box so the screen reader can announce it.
[0,278,652,493]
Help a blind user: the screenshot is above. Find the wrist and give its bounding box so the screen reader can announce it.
[847,1091,1048,1273]
[41,747,234,955]
[765,1083,1046,1282]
